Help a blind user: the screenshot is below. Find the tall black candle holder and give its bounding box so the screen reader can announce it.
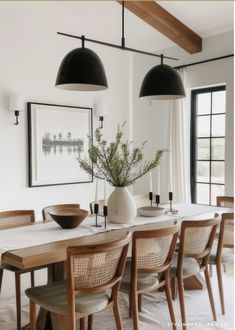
[93,203,102,227]
[149,192,153,207]
[166,192,178,214]
[93,203,108,228]
[155,194,160,207]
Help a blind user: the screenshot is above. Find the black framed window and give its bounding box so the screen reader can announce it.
[191,86,226,205]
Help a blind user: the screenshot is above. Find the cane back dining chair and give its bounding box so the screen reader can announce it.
[120,224,180,330]
[209,213,234,314]
[25,232,131,330]
[217,196,234,208]
[0,210,47,330]
[42,204,80,222]
[170,218,219,330]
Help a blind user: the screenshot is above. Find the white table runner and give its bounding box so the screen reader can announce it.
[0,203,232,260]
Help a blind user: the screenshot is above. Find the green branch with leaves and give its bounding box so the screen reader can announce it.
[79,122,164,187]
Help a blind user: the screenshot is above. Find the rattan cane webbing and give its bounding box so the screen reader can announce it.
[184,226,213,255]
[0,213,33,229]
[72,248,122,289]
[136,235,173,269]
[223,216,234,246]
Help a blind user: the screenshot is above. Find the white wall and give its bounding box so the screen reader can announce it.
[133,32,234,200]
[0,1,131,220]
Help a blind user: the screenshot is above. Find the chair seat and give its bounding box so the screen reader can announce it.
[25,280,109,315]
[209,248,234,264]
[170,255,200,277]
[120,260,159,293]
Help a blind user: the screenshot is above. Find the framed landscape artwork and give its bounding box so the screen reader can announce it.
[28,102,93,187]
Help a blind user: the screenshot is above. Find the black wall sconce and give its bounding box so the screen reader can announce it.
[94,101,107,129]
[9,93,23,125]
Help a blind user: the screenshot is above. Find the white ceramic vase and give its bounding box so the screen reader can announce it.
[107,187,137,224]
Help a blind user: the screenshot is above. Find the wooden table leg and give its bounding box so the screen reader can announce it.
[35,262,65,330]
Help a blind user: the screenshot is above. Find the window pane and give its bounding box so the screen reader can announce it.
[211,161,225,184]
[197,161,209,182]
[211,184,225,205]
[197,93,211,115]
[197,183,209,204]
[211,138,225,160]
[197,139,210,160]
[212,90,226,114]
[197,116,210,137]
[212,114,225,136]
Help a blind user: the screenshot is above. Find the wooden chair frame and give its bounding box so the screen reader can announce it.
[171,219,219,330]
[130,225,180,330]
[42,204,80,222]
[29,232,131,330]
[210,213,234,314]
[0,210,45,330]
[216,196,234,208]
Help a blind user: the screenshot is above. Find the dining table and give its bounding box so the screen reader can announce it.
[0,203,233,330]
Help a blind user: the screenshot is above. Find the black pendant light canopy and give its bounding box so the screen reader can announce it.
[139,55,185,100]
[56,36,108,91]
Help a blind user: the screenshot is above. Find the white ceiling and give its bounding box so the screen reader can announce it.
[59,1,234,52]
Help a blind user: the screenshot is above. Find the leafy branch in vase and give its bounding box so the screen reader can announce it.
[79,122,164,187]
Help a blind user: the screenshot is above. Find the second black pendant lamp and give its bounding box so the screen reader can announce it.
[139,55,185,100]
[55,36,108,91]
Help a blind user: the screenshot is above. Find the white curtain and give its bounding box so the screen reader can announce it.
[168,68,191,203]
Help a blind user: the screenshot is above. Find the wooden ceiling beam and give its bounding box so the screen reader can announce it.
[118,1,202,54]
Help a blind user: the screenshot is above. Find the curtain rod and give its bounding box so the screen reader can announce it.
[174,54,234,70]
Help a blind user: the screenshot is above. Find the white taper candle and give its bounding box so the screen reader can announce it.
[149,171,153,192]
[95,178,98,202]
[157,166,161,195]
[104,178,107,206]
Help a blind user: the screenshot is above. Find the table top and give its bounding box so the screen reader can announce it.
[1,203,232,270]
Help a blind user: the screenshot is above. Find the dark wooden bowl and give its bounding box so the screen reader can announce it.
[49,208,89,229]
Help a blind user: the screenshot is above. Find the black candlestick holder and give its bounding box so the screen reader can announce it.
[93,203,108,228]
[166,192,178,214]
[155,194,160,207]
[149,192,153,207]
[93,203,102,227]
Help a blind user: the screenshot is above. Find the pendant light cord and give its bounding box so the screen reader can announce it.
[121,1,125,48]
[81,35,85,48]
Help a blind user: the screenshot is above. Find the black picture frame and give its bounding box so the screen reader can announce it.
[27,102,93,187]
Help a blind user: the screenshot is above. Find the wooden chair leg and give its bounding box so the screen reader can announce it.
[216,262,225,315]
[30,270,35,287]
[170,277,177,300]
[80,318,85,330]
[132,289,139,330]
[0,268,3,294]
[138,294,142,312]
[223,263,226,273]
[88,315,93,330]
[204,267,217,321]
[177,276,187,330]
[129,292,132,318]
[29,299,36,330]
[164,281,177,330]
[209,264,213,278]
[15,273,21,330]
[113,299,123,330]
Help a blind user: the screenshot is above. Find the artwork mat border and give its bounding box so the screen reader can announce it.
[27,101,93,187]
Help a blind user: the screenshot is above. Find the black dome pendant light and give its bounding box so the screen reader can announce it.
[56,2,185,98]
[55,36,108,91]
[139,55,185,100]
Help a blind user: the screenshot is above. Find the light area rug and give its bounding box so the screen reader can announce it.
[0,268,233,330]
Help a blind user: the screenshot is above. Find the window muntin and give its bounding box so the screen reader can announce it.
[191,86,226,205]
